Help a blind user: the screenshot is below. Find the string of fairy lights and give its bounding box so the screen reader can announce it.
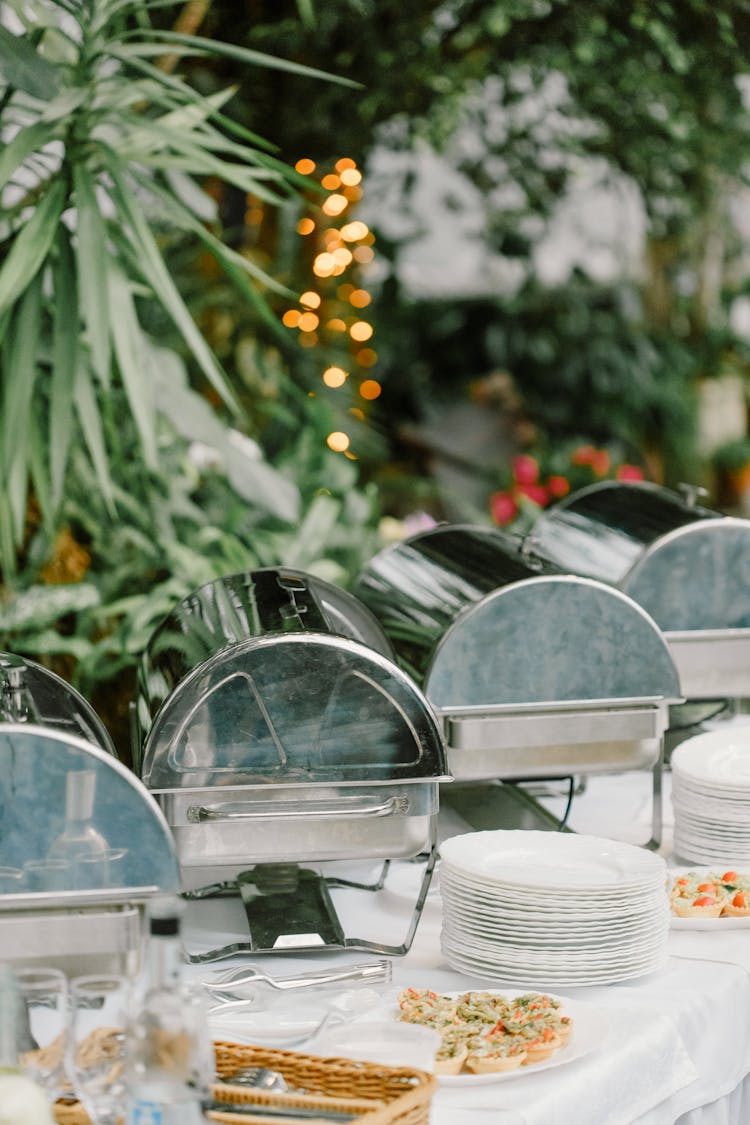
[280,156,381,458]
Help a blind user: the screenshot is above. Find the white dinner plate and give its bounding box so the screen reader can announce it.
[389,989,609,1086]
[439,831,666,892]
[671,730,750,788]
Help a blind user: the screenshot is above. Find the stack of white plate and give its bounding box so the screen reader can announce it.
[438,829,670,986]
[672,729,750,864]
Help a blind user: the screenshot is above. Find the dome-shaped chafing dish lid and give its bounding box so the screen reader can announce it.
[354,524,681,707]
[0,652,116,756]
[137,568,394,751]
[0,724,179,907]
[139,632,448,791]
[531,481,750,630]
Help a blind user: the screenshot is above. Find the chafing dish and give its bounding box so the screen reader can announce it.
[354,524,682,845]
[0,650,115,754]
[0,725,180,976]
[133,567,449,955]
[530,480,750,701]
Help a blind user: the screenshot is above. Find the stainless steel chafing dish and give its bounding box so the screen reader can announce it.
[0,725,180,976]
[530,480,750,701]
[133,567,449,955]
[0,650,116,755]
[353,524,682,846]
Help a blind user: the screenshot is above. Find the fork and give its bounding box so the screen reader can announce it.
[202,958,392,1005]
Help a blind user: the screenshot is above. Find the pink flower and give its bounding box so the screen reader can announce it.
[547,474,571,498]
[616,464,645,482]
[489,491,519,525]
[517,482,550,506]
[511,454,539,486]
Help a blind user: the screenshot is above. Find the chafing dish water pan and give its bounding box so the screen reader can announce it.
[134,568,449,956]
[531,480,750,700]
[0,725,179,976]
[354,525,682,846]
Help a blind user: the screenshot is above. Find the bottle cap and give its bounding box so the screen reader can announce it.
[147,893,183,936]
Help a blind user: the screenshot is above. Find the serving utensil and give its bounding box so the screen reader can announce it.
[202,958,391,1006]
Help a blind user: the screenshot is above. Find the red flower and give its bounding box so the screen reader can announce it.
[547,474,571,498]
[616,463,645,482]
[589,449,611,476]
[517,482,550,506]
[489,491,519,525]
[570,444,597,466]
[511,454,539,486]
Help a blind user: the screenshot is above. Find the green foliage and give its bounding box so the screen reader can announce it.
[0,0,359,574]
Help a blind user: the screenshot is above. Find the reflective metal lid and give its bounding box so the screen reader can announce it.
[532,482,750,630]
[354,524,681,707]
[136,570,446,789]
[0,652,115,756]
[0,725,179,907]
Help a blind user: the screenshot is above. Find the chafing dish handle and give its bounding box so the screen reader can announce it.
[186,795,409,823]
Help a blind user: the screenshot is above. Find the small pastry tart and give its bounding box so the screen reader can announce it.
[671,894,723,918]
[465,1044,527,1074]
[434,1043,470,1075]
[722,890,750,917]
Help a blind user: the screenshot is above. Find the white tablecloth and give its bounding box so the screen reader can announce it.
[184,762,750,1125]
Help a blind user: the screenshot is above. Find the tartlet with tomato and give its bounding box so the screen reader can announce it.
[670,870,750,918]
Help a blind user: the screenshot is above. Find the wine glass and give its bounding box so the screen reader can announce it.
[67,974,132,1125]
[15,967,69,1102]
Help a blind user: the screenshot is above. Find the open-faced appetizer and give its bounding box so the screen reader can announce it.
[670,870,750,918]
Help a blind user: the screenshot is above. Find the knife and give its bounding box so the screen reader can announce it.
[203,1099,358,1122]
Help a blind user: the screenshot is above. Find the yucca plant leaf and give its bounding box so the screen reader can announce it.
[283,493,342,568]
[27,410,52,533]
[102,148,240,415]
[0,120,59,192]
[107,265,158,469]
[2,270,42,540]
[0,582,100,631]
[0,176,65,315]
[0,25,60,100]
[0,493,15,581]
[124,29,362,89]
[74,357,115,514]
[50,227,79,507]
[73,163,111,387]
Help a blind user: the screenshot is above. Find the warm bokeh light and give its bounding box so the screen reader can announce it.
[321,173,341,190]
[327,431,350,452]
[337,283,355,299]
[335,157,357,171]
[343,186,363,203]
[300,291,321,309]
[299,332,318,348]
[297,217,316,235]
[340,221,369,242]
[340,168,362,187]
[360,379,382,400]
[295,158,316,175]
[332,247,353,267]
[350,320,373,342]
[349,407,365,421]
[313,252,336,277]
[322,194,348,217]
[353,245,374,263]
[356,347,378,366]
[282,309,301,328]
[326,318,347,332]
[323,366,347,388]
[297,312,319,332]
[349,289,371,308]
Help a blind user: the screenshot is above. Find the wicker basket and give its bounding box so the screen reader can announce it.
[53,1039,438,1125]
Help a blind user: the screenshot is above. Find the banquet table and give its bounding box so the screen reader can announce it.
[183,760,750,1125]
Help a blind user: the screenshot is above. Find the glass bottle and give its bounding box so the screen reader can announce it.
[47,769,110,889]
[124,899,212,1124]
[0,964,54,1125]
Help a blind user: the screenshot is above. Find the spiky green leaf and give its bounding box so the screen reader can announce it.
[50,227,79,507]
[0,177,65,315]
[73,163,111,387]
[0,25,60,100]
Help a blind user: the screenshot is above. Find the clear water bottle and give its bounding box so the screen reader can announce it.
[124,898,212,1124]
[0,965,54,1125]
[47,769,110,889]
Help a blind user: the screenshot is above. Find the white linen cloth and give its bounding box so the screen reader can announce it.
[185,754,750,1125]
